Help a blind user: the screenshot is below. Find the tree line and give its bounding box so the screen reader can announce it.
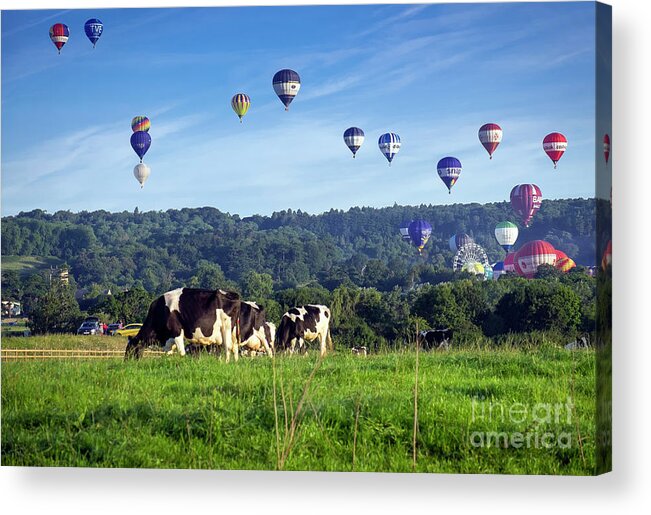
[1,199,599,346]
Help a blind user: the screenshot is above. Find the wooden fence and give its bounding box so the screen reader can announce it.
[1,348,165,362]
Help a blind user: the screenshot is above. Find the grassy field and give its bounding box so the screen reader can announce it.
[1,335,597,474]
[1,255,64,276]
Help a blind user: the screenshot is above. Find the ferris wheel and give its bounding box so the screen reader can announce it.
[453,242,490,274]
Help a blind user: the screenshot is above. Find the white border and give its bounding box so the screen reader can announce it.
[1,0,650,513]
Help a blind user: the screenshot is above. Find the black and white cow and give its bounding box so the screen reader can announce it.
[417,328,453,351]
[236,301,275,357]
[276,305,332,356]
[124,288,241,361]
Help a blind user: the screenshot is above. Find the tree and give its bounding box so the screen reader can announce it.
[28,280,82,334]
[495,281,582,334]
[98,288,153,324]
[242,271,273,300]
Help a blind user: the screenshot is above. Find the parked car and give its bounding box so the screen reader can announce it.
[115,323,143,337]
[77,321,102,335]
[106,323,122,336]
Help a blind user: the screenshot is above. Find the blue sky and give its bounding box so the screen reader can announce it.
[1,2,604,217]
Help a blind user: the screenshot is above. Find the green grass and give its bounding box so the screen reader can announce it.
[1,255,64,277]
[1,337,597,474]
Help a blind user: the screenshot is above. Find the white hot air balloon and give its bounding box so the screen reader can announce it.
[133,163,151,188]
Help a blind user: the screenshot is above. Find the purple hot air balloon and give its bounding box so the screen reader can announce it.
[130,131,151,162]
[408,220,432,254]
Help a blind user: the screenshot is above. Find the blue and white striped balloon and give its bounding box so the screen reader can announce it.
[343,127,365,158]
[378,132,401,165]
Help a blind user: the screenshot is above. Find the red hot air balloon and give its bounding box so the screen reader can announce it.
[503,252,516,273]
[555,249,569,261]
[478,123,502,159]
[514,240,558,279]
[543,132,568,168]
[604,134,610,163]
[601,240,612,271]
[510,184,542,227]
[49,23,70,54]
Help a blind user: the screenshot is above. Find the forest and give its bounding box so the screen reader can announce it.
[1,198,601,347]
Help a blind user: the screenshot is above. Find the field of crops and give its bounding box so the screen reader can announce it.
[1,335,597,474]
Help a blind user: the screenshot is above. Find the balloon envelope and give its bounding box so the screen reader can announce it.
[408,220,432,254]
[437,157,462,193]
[378,133,401,164]
[478,123,502,159]
[503,252,516,273]
[84,18,103,47]
[131,116,150,133]
[49,23,69,53]
[130,131,151,161]
[514,240,557,279]
[231,93,250,121]
[604,134,610,163]
[343,127,365,158]
[133,163,151,188]
[272,69,301,110]
[556,257,576,273]
[399,221,412,241]
[510,184,542,227]
[449,233,473,252]
[494,221,519,251]
[543,132,568,168]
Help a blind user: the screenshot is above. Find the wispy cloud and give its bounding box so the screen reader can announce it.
[2,10,71,37]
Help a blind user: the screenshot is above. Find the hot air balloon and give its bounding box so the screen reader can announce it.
[84,18,103,47]
[555,249,569,261]
[437,157,462,193]
[492,261,505,279]
[378,133,401,165]
[510,184,542,227]
[604,134,610,163]
[601,240,612,271]
[408,220,432,254]
[449,233,473,252]
[343,127,365,158]
[133,163,151,188]
[494,221,519,252]
[461,261,485,276]
[399,221,412,241]
[49,23,69,54]
[556,257,576,273]
[131,116,150,133]
[503,252,516,273]
[478,123,502,159]
[514,240,557,279]
[231,93,250,122]
[272,69,301,110]
[543,132,568,168]
[130,131,151,162]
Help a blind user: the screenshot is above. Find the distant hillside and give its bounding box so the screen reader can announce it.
[1,198,599,294]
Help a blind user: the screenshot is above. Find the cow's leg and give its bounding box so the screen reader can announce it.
[319,331,327,357]
[261,337,273,357]
[164,335,185,356]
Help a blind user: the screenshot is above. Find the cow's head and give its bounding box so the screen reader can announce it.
[124,335,144,360]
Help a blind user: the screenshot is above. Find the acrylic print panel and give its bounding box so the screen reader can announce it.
[1,1,611,475]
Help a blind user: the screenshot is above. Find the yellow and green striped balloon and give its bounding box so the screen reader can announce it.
[231,93,250,122]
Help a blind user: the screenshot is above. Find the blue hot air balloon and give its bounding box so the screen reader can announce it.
[408,220,432,254]
[378,132,401,165]
[343,127,365,158]
[130,131,151,162]
[437,156,462,193]
[272,69,301,110]
[84,18,103,47]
